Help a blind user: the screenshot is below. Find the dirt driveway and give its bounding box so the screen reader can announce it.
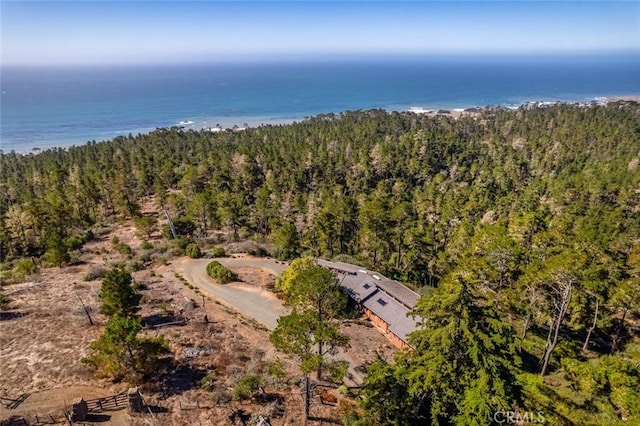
[171,256,289,329]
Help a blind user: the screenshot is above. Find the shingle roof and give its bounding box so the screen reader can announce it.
[317,259,421,343]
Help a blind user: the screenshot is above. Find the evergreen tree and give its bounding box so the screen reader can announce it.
[270,261,349,380]
[357,271,521,425]
[99,267,141,318]
[81,315,169,381]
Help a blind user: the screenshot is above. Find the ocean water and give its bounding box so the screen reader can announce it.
[2,54,639,153]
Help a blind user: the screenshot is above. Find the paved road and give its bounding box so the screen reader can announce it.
[172,256,364,385]
[172,257,289,329]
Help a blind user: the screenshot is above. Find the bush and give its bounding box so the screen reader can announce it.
[138,252,152,264]
[211,389,232,404]
[114,242,133,256]
[84,266,108,281]
[232,375,261,400]
[186,243,202,259]
[140,241,154,250]
[248,246,270,257]
[127,259,145,272]
[12,259,39,280]
[211,247,226,258]
[65,235,86,251]
[206,261,238,284]
[200,370,217,391]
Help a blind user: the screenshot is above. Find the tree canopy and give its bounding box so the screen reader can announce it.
[2,103,639,422]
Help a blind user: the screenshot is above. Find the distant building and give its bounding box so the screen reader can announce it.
[317,259,420,349]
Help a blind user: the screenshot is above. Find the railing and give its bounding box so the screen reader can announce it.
[84,391,128,412]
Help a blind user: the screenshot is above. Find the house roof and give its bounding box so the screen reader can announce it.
[317,259,421,343]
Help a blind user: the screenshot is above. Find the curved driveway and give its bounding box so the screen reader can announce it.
[172,256,366,385]
[172,257,289,329]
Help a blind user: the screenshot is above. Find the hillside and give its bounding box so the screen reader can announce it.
[1,102,639,424]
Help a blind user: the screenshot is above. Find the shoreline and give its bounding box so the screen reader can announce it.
[2,96,639,155]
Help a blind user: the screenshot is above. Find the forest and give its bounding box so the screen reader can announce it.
[1,102,639,424]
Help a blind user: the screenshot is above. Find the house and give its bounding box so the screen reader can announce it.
[317,259,420,349]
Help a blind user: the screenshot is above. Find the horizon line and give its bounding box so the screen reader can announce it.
[2,49,639,68]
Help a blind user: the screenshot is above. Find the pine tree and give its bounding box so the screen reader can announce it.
[270,261,349,380]
[99,267,141,318]
[357,271,521,425]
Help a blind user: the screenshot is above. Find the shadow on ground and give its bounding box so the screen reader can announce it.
[159,363,208,397]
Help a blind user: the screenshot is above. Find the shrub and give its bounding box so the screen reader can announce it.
[133,215,158,239]
[140,241,154,250]
[211,389,232,404]
[84,266,108,281]
[65,235,86,251]
[206,261,238,284]
[267,357,287,379]
[43,245,70,267]
[138,252,152,264]
[114,242,133,256]
[13,258,39,280]
[200,370,217,391]
[186,243,202,259]
[211,247,226,258]
[232,375,261,400]
[248,246,270,257]
[127,259,145,272]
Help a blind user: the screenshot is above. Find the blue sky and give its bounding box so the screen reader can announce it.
[1,1,639,65]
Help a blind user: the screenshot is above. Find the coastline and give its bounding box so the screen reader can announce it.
[605,95,640,102]
[2,95,639,155]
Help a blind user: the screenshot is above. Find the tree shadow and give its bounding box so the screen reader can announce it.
[159,362,208,397]
[142,313,185,328]
[145,405,169,414]
[85,413,111,422]
[0,311,26,321]
[519,349,540,374]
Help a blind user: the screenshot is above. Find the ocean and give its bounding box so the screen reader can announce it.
[1,54,639,153]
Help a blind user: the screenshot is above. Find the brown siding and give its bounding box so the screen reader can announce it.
[361,305,408,349]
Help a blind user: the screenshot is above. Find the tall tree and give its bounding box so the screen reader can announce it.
[270,261,349,381]
[357,271,521,425]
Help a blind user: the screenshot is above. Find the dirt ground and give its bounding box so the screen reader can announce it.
[0,216,396,425]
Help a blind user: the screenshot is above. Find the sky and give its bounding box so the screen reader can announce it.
[1,1,639,65]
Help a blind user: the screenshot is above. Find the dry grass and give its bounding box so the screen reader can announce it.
[1,212,395,424]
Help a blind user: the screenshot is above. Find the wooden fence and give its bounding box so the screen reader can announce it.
[84,391,128,413]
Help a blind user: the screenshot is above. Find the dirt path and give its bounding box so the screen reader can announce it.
[171,257,289,330]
